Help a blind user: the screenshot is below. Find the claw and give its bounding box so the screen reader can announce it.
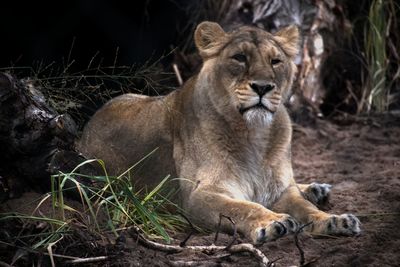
[306,183,332,206]
[274,221,287,236]
[253,215,300,244]
[325,213,361,236]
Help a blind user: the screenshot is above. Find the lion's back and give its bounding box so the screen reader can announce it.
[79,93,177,188]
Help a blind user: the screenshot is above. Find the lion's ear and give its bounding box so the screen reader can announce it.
[194,21,226,58]
[273,25,299,58]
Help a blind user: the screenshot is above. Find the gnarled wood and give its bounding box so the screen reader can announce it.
[0,73,91,199]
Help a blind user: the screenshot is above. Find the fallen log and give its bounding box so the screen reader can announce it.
[0,72,91,199]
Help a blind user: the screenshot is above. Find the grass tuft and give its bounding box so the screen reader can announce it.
[360,0,399,113]
[0,52,177,129]
[50,154,186,243]
[1,153,187,256]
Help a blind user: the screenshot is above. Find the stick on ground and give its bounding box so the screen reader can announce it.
[294,222,313,267]
[129,226,273,267]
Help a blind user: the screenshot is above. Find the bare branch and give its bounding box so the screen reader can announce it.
[129,226,272,267]
[66,256,109,264]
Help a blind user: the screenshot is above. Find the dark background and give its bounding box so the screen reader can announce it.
[1,0,192,69]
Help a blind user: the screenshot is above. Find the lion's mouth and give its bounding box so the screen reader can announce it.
[239,103,272,115]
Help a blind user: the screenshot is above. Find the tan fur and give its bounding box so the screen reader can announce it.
[79,22,360,244]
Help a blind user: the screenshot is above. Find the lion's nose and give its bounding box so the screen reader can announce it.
[249,81,275,96]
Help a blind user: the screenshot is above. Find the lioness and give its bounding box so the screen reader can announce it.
[79,22,360,244]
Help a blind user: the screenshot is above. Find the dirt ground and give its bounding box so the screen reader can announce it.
[1,114,399,266]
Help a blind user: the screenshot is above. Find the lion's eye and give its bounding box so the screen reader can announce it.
[271,58,282,65]
[232,54,247,63]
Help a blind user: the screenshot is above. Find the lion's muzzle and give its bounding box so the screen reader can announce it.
[249,81,276,97]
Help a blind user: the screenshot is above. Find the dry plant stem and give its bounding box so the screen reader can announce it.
[294,222,313,267]
[294,231,305,267]
[213,214,237,250]
[0,241,78,260]
[0,240,97,264]
[66,256,109,264]
[130,226,272,267]
[173,63,183,86]
[169,253,232,266]
[179,213,196,247]
[169,260,217,267]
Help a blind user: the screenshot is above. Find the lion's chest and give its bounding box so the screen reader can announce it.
[224,140,289,208]
[226,165,286,208]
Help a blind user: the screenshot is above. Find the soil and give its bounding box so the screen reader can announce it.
[1,114,399,266]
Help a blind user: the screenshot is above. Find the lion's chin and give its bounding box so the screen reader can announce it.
[242,107,274,126]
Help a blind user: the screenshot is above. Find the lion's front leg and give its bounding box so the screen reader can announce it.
[272,185,361,236]
[184,186,299,244]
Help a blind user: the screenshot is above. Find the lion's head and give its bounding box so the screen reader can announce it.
[194,21,299,125]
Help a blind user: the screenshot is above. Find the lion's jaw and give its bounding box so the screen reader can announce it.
[237,85,282,126]
[242,107,274,126]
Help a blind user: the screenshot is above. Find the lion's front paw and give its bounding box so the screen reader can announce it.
[251,215,299,244]
[304,182,332,206]
[313,213,361,236]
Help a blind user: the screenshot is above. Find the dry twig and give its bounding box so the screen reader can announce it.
[179,213,196,247]
[66,256,109,264]
[173,63,183,86]
[169,259,218,266]
[168,253,233,267]
[294,222,313,267]
[129,226,272,267]
[214,214,237,250]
